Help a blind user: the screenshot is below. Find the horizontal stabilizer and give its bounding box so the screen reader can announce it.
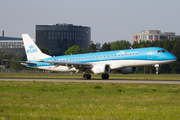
[3,59,37,65]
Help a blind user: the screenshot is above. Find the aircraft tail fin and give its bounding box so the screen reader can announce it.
[22,34,51,61]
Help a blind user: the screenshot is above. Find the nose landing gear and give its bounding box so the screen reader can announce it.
[154,64,160,75]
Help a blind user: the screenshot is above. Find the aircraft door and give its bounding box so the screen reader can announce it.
[148,50,153,59]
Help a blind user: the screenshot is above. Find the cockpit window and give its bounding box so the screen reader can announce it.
[157,50,161,53]
[162,50,168,52]
[157,50,168,53]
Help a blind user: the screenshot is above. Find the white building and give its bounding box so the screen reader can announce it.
[133,30,180,43]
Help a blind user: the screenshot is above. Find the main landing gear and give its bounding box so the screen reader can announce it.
[83,74,91,79]
[101,74,109,79]
[83,73,109,79]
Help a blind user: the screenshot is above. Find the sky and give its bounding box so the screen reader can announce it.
[1,0,180,44]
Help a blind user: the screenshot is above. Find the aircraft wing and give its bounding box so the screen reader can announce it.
[39,60,93,68]
[3,59,37,65]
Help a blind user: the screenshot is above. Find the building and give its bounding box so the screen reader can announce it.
[133,30,180,43]
[36,23,91,56]
[91,41,101,52]
[0,32,25,57]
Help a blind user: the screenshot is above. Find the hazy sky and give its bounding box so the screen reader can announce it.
[1,0,180,44]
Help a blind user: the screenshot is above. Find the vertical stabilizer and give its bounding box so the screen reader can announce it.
[22,34,51,61]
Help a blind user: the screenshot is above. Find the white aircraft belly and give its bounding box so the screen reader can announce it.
[90,59,175,69]
[32,59,175,72]
[37,66,77,72]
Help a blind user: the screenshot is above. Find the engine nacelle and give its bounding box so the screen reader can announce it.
[119,67,137,74]
[92,64,110,74]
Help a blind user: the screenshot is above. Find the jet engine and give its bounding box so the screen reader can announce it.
[118,67,137,74]
[91,64,110,74]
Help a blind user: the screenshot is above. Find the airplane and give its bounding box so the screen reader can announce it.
[5,34,177,79]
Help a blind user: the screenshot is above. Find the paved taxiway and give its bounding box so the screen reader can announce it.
[0,78,180,84]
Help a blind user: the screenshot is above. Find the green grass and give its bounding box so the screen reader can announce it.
[0,81,180,119]
[0,72,180,80]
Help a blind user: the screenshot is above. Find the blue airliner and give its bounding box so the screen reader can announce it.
[6,34,177,79]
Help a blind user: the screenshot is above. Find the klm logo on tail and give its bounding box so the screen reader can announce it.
[26,45,37,53]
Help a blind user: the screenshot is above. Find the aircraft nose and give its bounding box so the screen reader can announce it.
[168,54,177,61]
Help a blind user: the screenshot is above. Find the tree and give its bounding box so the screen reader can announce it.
[162,39,172,52]
[0,52,5,72]
[79,47,86,53]
[88,43,97,53]
[4,54,13,71]
[39,46,51,55]
[100,42,111,52]
[153,40,162,47]
[169,40,180,73]
[9,53,23,72]
[110,40,131,50]
[64,45,86,55]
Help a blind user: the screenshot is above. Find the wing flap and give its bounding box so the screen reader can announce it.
[39,60,92,68]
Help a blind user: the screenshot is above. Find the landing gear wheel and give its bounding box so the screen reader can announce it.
[83,74,91,79]
[87,74,91,79]
[156,71,160,75]
[101,74,109,79]
[156,67,160,75]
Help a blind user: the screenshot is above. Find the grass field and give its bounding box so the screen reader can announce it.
[0,81,180,119]
[0,72,180,80]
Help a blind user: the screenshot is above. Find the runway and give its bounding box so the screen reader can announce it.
[0,78,180,84]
